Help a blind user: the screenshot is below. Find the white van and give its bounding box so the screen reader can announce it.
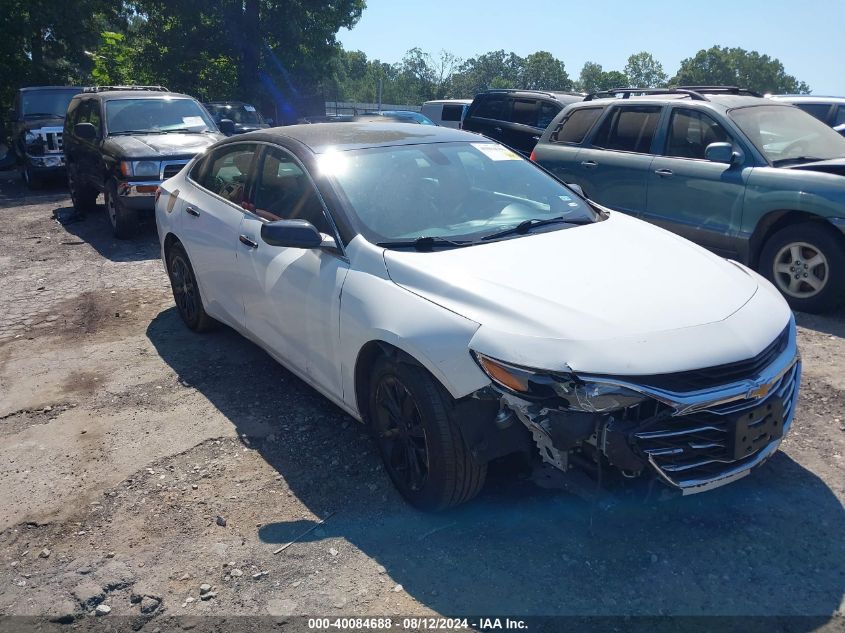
[420,99,472,128]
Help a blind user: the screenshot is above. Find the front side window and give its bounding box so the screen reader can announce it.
[835,107,845,127]
[553,108,603,144]
[252,148,332,233]
[472,95,508,120]
[592,105,662,153]
[105,98,216,135]
[323,141,597,244]
[510,99,539,126]
[729,104,845,165]
[537,101,561,129]
[199,144,257,204]
[665,109,731,159]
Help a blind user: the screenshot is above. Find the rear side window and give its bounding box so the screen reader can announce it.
[795,103,832,122]
[592,106,662,153]
[552,108,603,144]
[199,144,257,204]
[441,104,464,122]
[472,95,508,119]
[510,99,539,126]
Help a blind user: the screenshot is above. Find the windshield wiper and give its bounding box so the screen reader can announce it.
[481,216,591,242]
[772,156,825,166]
[24,112,62,118]
[109,129,169,136]
[162,127,209,134]
[377,236,476,251]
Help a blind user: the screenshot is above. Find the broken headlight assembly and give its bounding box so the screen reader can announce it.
[472,352,648,413]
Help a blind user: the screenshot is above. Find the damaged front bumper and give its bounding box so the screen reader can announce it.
[488,322,801,496]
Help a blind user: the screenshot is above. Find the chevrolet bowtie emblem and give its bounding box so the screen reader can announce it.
[748,381,774,400]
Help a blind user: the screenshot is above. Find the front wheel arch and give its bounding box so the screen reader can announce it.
[749,210,842,269]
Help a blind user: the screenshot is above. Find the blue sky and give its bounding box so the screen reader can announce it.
[338,0,840,94]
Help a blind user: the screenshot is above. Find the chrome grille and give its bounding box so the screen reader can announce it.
[634,360,800,487]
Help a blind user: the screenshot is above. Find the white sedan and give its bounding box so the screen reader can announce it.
[155,123,800,510]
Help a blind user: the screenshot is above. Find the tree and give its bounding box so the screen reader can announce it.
[449,50,524,96]
[522,51,572,91]
[672,46,809,94]
[624,52,667,88]
[576,62,629,93]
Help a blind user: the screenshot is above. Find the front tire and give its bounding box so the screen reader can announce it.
[368,356,486,511]
[68,167,98,212]
[760,223,845,313]
[23,165,42,190]
[166,242,216,332]
[105,180,139,239]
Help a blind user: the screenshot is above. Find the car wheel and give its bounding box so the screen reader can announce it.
[368,356,486,511]
[68,167,98,212]
[23,165,42,190]
[760,222,845,313]
[166,242,216,332]
[105,180,138,239]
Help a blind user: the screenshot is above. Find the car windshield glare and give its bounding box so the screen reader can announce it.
[106,98,215,134]
[324,141,597,244]
[208,104,263,125]
[729,104,845,164]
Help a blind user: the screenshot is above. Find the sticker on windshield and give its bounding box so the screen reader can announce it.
[243,105,256,112]
[472,143,520,161]
[182,116,206,128]
[558,195,572,202]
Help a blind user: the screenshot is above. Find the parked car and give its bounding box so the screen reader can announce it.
[532,86,845,312]
[64,86,226,238]
[7,86,82,188]
[205,101,271,135]
[462,89,584,156]
[421,99,472,128]
[365,110,436,125]
[769,95,845,136]
[156,122,799,510]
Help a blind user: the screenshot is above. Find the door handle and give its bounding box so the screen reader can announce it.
[580,160,598,169]
[654,168,674,178]
[239,235,258,249]
[185,206,200,217]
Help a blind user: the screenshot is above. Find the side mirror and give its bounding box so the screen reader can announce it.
[566,183,586,198]
[74,122,97,141]
[260,219,323,249]
[218,118,235,136]
[705,142,741,164]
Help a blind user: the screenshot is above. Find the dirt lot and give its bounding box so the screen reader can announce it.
[0,172,843,631]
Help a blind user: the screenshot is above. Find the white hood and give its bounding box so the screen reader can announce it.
[383,212,791,375]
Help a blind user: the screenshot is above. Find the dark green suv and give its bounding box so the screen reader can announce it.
[532,87,845,312]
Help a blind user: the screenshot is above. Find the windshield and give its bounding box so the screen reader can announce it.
[105,98,217,134]
[380,111,436,126]
[207,103,265,126]
[323,141,597,244]
[730,104,845,164]
[21,89,81,118]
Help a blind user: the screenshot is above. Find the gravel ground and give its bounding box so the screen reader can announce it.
[0,172,843,631]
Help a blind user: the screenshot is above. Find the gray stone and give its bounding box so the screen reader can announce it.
[140,596,161,614]
[199,583,212,595]
[215,516,226,527]
[72,581,105,607]
[39,548,51,558]
[94,604,111,616]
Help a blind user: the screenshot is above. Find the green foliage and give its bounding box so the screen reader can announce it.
[576,62,629,93]
[672,45,810,94]
[625,52,668,88]
[90,31,132,85]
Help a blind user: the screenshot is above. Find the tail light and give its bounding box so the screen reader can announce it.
[529,149,537,162]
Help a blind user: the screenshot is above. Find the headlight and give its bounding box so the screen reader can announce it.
[25,131,39,145]
[473,352,648,413]
[121,160,160,178]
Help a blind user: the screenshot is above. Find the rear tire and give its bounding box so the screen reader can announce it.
[166,242,216,332]
[68,166,98,212]
[368,355,486,511]
[105,180,138,239]
[759,222,845,313]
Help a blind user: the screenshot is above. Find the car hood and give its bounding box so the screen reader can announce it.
[104,132,223,159]
[785,157,845,176]
[383,212,784,375]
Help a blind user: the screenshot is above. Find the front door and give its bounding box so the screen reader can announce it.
[179,142,257,329]
[645,107,750,257]
[238,146,349,397]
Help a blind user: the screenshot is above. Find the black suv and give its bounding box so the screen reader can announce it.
[63,86,226,238]
[7,86,82,188]
[204,101,271,135]
[461,89,584,155]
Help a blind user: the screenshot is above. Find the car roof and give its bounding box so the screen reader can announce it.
[477,89,583,101]
[73,90,195,101]
[206,101,252,106]
[572,94,780,110]
[19,86,82,92]
[236,122,482,154]
[770,95,845,104]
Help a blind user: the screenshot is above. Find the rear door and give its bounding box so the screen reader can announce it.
[574,104,663,214]
[179,142,258,328]
[533,106,604,185]
[645,107,751,257]
[464,94,509,142]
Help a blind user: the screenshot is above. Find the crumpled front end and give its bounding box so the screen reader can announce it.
[476,319,801,496]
